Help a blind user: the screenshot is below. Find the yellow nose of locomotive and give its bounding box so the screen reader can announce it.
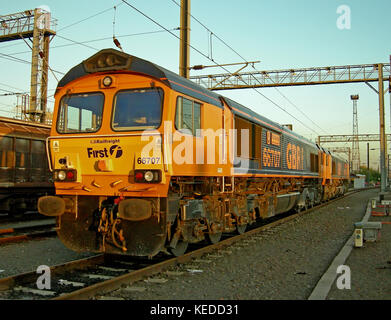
[48,135,167,197]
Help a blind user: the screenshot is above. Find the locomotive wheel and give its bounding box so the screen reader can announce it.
[236,224,247,235]
[169,240,188,257]
[207,231,222,244]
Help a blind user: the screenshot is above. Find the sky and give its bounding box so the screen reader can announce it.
[1,0,390,169]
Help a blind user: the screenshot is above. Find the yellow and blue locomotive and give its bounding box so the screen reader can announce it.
[38,49,349,257]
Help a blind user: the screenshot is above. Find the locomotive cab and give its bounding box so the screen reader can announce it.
[39,50,173,256]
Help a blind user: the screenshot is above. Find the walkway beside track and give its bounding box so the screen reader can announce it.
[310,190,391,300]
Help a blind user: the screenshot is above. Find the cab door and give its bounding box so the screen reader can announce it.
[320,151,326,185]
[326,154,332,181]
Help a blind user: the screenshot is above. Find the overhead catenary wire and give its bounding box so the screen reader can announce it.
[0,82,27,92]
[271,86,328,134]
[120,0,211,63]
[0,52,31,65]
[55,34,99,52]
[0,88,26,96]
[0,5,177,116]
[57,1,125,32]
[0,2,124,52]
[121,0,321,136]
[2,30,176,57]
[0,52,65,76]
[0,1,322,135]
[0,3,125,118]
[56,29,175,53]
[0,3,126,78]
[168,0,326,136]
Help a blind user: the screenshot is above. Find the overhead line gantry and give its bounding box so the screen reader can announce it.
[0,8,57,123]
[318,134,391,144]
[189,63,391,90]
[190,61,391,192]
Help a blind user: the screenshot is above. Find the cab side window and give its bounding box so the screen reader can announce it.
[175,96,201,136]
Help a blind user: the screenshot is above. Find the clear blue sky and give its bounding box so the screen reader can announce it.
[1,0,390,168]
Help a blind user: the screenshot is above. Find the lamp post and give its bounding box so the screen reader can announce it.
[367,144,377,170]
[351,94,360,172]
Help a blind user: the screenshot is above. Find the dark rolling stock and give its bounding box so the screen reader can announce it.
[0,116,53,216]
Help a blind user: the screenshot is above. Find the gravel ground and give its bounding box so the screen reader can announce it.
[1,189,385,300]
[101,189,380,300]
[0,238,94,278]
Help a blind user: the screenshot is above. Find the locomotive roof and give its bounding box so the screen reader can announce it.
[221,96,319,148]
[57,49,344,162]
[222,96,284,132]
[57,49,223,109]
[58,50,311,141]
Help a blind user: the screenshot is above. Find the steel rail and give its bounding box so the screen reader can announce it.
[0,223,56,245]
[55,188,372,300]
[0,187,375,300]
[0,255,104,291]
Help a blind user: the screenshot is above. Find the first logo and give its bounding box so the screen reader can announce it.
[110,145,123,158]
[87,145,123,158]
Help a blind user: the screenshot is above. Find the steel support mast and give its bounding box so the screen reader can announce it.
[0,8,56,123]
[179,0,190,78]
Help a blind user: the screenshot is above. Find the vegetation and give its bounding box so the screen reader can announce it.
[358,166,380,184]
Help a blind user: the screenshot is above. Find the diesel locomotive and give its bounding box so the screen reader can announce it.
[38,49,349,257]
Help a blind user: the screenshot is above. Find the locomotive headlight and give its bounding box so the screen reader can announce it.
[134,170,161,183]
[105,54,116,67]
[102,76,113,87]
[144,171,154,182]
[99,75,116,89]
[97,56,106,68]
[83,49,132,73]
[57,170,67,181]
[54,169,77,182]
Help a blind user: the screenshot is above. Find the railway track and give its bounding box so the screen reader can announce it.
[0,221,56,245]
[0,211,47,224]
[0,188,372,300]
